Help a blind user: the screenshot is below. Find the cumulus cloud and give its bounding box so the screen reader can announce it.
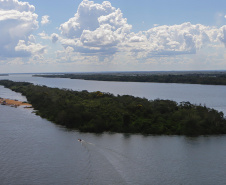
[15,40,47,55]
[0,0,44,58]
[60,0,117,38]
[218,25,226,47]
[52,0,226,65]
[38,31,49,40]
[129,35,145,42]
[37,32,59,44]
[127,23,223,57]
[0,0,35,12]
[57,0,226,63]
[41,15,50,25]
[59,0,131,58]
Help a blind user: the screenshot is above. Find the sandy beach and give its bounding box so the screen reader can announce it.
[0,98,32,107]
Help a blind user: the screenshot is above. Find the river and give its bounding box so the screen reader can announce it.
[0,74,226,184]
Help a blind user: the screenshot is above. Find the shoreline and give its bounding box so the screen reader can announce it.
[0,98,32,108]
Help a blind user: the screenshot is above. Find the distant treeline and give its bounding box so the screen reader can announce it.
[0,80,226,135]
[34,72,226,85]
[0,74,8,76]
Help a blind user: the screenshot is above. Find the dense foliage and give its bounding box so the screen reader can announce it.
[35,72,226,85]
[1,80,226,135]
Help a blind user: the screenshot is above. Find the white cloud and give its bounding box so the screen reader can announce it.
[0,0,225,70]
[0,0,43,58]
[125,22,226,59]
[80,24,120,47]
[41,15,50,25]
[218,25,226,47]
[15,40,47,56]
[57,0,226,63]
[59,0,131,58]
[38,31,50,40]
[129,35,145,42]
[60,0,117,38]
[0,0,35,12]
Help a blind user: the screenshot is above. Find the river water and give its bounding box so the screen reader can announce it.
[0,74,226,184]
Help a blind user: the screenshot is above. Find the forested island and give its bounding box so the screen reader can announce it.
[0,80,226,135]
[34,71,226,85]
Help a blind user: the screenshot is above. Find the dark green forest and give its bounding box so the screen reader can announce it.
[1,80,226,135]
[34,72,226,85]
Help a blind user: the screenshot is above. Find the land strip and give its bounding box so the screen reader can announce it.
[34,71,226,86]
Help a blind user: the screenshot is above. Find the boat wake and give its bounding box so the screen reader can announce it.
[78,139,150,185]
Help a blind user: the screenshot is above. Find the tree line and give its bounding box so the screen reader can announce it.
[34,72,226,85]
[0,80,226,135]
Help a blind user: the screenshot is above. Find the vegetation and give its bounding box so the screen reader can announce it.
[34,71,226,85]
[0,80,226,135]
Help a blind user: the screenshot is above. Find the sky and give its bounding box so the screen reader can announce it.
[0,0,226,73]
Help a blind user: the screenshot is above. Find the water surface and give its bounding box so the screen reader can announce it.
[1,75,226,184]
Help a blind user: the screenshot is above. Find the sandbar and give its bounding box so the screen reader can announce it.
[0,98,32,107]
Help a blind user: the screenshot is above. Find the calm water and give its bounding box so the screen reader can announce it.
[1,75,226,184]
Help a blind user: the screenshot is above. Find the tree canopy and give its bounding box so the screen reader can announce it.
[1,80,226,135]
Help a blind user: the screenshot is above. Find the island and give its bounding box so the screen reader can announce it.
[0,79,226,135]
[34,71,226,86]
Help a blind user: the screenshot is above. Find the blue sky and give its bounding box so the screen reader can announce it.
[0,0,226,73]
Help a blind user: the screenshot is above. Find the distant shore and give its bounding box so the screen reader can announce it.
[34,71,226,86]
[0,98,32,107]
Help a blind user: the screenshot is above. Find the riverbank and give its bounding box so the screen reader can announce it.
[0,98,32,107]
